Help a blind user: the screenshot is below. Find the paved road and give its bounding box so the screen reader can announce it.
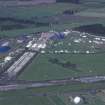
[0,76,105,91]
[76,76,105,83]
[0,79,76,91]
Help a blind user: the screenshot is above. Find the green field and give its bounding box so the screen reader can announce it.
[76,7,105,19]
[0,3,83,37]
[19,52,105,81]
[0,3,82,19]
[0,2,105,37]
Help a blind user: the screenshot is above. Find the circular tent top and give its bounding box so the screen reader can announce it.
[4,56,12,62]
[73,96,81,104]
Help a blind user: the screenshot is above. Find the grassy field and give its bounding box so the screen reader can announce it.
[0,3,84,37]
[0,2,105,36]
[19,52,105,81]
[0,3,82,19]
[76,7,105,19]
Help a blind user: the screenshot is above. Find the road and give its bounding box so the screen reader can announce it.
[0,78,78,91]
[0,76,105,91]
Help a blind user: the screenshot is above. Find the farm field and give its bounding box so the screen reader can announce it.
[0,3,82,18]
[0,3,83,37]
[0,2,105,37]
[76,7,105,19]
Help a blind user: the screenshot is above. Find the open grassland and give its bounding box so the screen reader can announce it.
[75,3,105,19]
[19,53,105,81]
[81,0,105,8]
[0,3,81,19]
[76,7,105,19]
[1,2,105,37]
[0,3,84,37]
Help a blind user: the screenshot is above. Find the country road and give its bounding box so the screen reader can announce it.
[0,76,105,91]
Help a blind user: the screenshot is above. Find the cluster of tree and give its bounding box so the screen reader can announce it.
[48,58,77,69]
[0,24,26,31]
[0,17,35,24]
[74,24,105,36]
[63,9,78,15]
[36,22,50,27]
[56,0,80,4]
[0,17,51,31]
